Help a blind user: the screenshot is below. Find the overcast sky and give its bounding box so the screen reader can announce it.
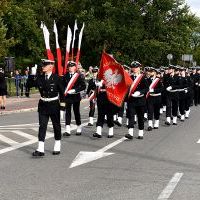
[185,0,200,17]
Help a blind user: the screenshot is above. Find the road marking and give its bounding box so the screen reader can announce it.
[0,134,19,145]
[0,120,96,156]
[157,172,183,200]
[69,137,127,168]
[11,130,37,140]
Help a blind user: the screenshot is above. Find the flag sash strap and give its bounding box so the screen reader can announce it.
[128,74,143,97]
[146,78,160,98]
[64,73,79,96]
[88,91,95,101]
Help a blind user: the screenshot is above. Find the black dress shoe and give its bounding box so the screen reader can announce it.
[137,136,143,140]
[93,133,102,138]
[63,132,71,137]
[185,116,189,119]
[114,121,122,127]
[2,106,5,110]
[165,121,170,126]
[147,126,153,131]
[52,151,60,155]
[107,135,114,138]
[76,132,82,136]
[172,123,177,125]
[87,123,93,126]
[0,106,3,109]
[154,127,159,129]
[32,150,44,157]
[125,134,133,140]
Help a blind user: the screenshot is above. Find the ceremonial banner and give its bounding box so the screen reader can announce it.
[75,23,85,67]
[41,22,55,66]
[53,20,63,76]
[98,52,132,107]
[64,25,72,75]
[146,78,160,98]
[71,20,78,60]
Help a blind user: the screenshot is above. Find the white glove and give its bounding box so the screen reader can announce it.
[166,86,172,91]
[60,110,65,120]
[67,89,75,94]
[132,91,141,97]
[199,84,200,86]
[149,88,154,93]
[195,83,198,85]
[184,89,188,93]
[95,80,103,87]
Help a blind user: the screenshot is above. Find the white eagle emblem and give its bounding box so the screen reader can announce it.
[103,69,122,89]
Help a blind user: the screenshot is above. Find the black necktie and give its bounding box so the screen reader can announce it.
[45,75,48,80]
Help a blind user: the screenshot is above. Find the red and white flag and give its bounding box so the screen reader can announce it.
[40,22,55,63]
[53,20,63,76]
[146,78,160,98]
[64,73,80,96]
[64,25,72,75]
[75,23,85,67]
[98,52,132,107]
[71,20,78,60]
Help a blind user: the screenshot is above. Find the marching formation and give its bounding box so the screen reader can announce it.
[30,21,200,157]
[30,57,200,157]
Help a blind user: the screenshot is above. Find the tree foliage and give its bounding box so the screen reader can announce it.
[0,0,200,68]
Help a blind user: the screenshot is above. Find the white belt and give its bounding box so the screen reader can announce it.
[178,88,187,92]
[150,93,161,96]
[40,96,59,102]
[99,89,106,92]
[133,94,144,98]
[168,90,178,93]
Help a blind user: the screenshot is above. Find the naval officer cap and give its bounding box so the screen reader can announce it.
[41,59,55,66]
[67,61,76,67]
[131,61,141,68]
[92,66,99,72]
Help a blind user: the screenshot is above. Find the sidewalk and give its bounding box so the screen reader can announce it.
[0,93,89,115]
[0,93,39,115]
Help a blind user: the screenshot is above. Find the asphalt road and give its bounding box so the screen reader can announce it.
[0,100,200,200]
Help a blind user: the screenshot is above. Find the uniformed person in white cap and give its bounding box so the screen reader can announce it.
[62,61,86,136]
[125,61,148,140]
[31,59,65,157]
[86,66,99,126]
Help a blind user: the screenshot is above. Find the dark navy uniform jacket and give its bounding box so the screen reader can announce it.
[30,73,64,114]
[63,72,86,104]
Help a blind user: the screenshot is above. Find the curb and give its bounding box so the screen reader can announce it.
[0,107,37,116]
[0,98,89,116]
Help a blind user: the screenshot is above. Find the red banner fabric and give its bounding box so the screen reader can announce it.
[98,52,132,107]
[56,48,63,76]
[46,49,55,73]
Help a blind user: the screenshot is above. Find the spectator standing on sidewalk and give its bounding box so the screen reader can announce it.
[85,66,93,81]
[0,68,7,109]
[20,69,30,97]
[24,69,30,97]
[14,69,21,97]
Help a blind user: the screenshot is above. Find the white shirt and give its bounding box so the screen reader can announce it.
[45,72,52,79]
